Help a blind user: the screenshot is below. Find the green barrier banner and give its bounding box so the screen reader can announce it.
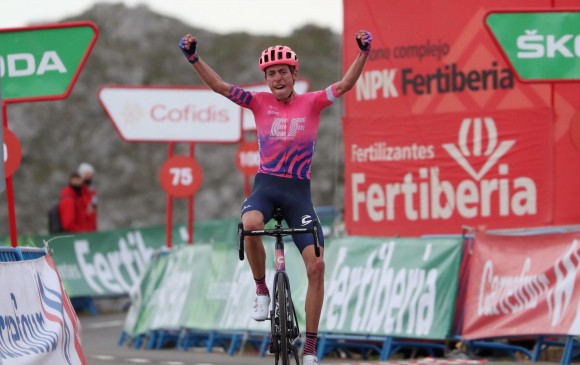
[208,237,306,332]
[124,238,301,336]
[320,237,462,339]
[123,250,171,337]
[123,236,463,340]
[1,215,336,299]
[3,218,239,297]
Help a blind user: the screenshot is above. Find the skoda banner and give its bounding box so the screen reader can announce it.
[486,11,580,81]
[0,22,98,102]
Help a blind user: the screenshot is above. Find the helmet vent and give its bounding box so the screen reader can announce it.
[259,45,298,71]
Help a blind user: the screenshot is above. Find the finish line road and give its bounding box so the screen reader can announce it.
[79,311,561,365]
[80,312,273,365]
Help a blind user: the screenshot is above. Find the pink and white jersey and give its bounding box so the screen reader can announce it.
[228,84,339,179]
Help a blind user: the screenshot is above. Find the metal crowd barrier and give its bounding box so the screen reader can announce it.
[0,246,48,262]
[116,226,580,363]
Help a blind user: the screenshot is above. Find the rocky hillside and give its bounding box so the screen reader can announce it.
[0,3,344,236]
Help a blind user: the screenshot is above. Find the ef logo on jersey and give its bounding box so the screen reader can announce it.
[270,117,306,138]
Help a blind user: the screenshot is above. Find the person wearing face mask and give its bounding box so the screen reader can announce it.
[78,162,98,231]
[58,172,89,232]
[179,30,372,365]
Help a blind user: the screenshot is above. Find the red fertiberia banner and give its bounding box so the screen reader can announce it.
[344,108,553,236]
[343,0,580,233]
[342,0,553,119]
[462,232,580,339]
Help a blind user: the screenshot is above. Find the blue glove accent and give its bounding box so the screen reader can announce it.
[179,36,199,64]
[356,31,372,55]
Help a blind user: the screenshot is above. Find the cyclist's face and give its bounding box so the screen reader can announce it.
[265,65,296,101]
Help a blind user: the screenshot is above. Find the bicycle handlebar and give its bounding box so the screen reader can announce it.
[237,220,321,261]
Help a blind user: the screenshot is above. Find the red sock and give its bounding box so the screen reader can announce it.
[254,276,269,296]
[304,332,317,356]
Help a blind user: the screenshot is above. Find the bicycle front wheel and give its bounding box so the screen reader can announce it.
[277,273,289,365]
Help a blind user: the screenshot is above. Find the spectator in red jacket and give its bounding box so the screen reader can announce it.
[78,162,98,231]
[59,172,89,232]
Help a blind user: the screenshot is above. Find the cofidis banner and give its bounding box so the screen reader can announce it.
[462,232,580,339]
[0,255,86,364]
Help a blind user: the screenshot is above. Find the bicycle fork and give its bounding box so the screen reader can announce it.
[270,240,301,355]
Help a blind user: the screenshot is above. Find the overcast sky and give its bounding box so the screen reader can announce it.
[2,0,343,36]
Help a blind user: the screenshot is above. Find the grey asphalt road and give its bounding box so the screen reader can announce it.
[79,309,565,365]
[80,311,274,365]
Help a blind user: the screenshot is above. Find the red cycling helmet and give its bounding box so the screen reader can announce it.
[258,45,299,71]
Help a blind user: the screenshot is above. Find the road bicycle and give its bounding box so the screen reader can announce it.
[238,207,321,365]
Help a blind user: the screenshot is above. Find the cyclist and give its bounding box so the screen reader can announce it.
[180,30,372,365]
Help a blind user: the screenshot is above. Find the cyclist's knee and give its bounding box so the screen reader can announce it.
[306,259,325,282]
[242,211,264,231]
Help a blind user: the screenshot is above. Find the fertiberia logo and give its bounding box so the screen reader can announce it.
[442,116,536,218]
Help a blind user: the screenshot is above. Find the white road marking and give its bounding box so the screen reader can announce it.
[91,354,116,360]
[126,359,151,363]
[86,319,125,329]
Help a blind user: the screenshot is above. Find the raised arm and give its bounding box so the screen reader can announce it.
[334,30,372,97]
[179,34,230,96]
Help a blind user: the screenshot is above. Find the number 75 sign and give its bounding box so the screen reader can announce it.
[159,156,203,198]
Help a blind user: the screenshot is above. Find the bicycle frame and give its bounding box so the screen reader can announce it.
[237,208,321,365]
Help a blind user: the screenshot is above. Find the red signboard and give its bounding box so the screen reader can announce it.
[343,0,580,235]
[3,128,22,178]
[159,156,203,198]
[344,109,553,236]
[236,141,259,175]
[462,232,580,339]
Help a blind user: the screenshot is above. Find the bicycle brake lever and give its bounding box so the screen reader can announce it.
[237,223,245,261]
[312,221,321,257]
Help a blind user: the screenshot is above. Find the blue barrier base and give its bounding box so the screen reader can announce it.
[122,328,271,356]
[560,335,580,365]
[176,329,230,353]
[118,331,127,346]
[465,338,533,361]
[71,296,99,316]
[147,329,180,350]
[316,333,445,361]
[532,335,580,365]
[0,247,47,261]
[226,331,270,357]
